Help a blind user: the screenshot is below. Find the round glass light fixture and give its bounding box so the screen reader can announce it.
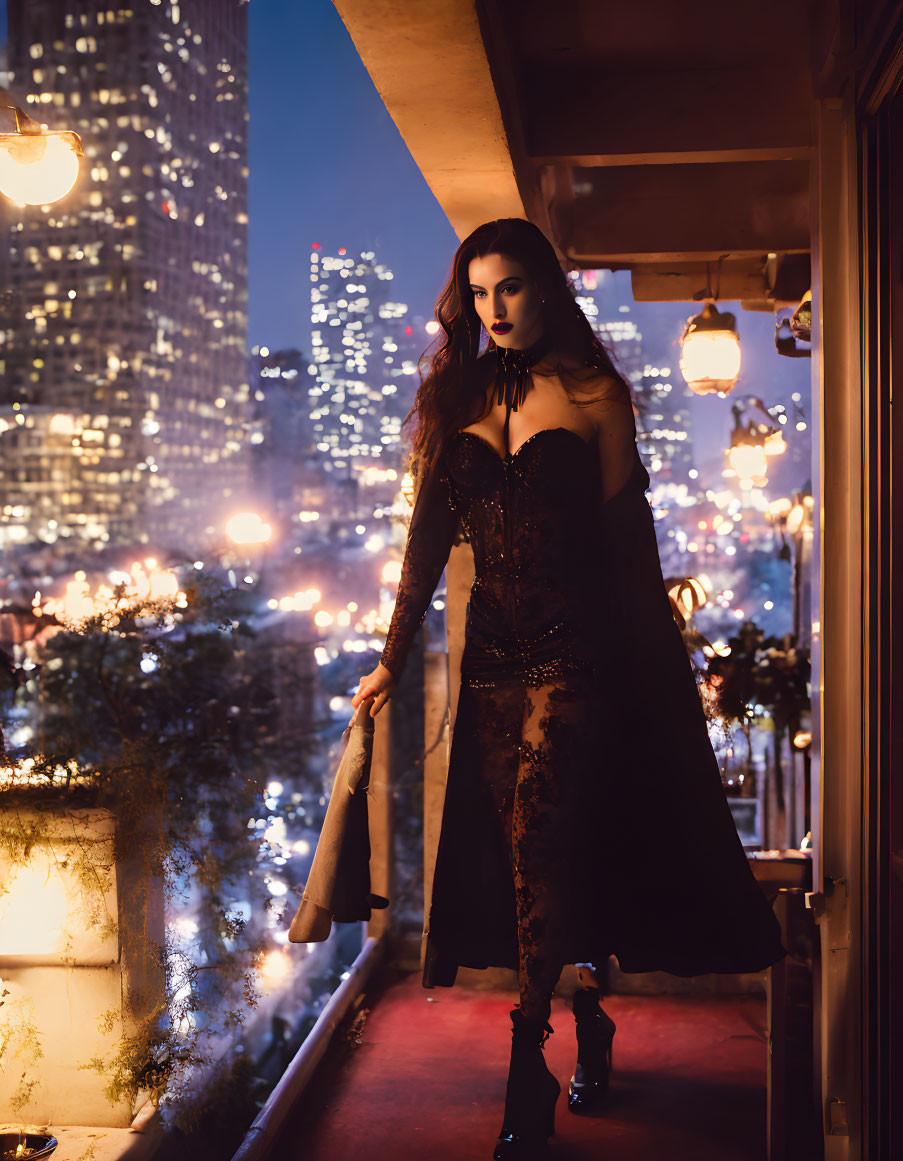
[724,395,788,489]
[0,106,83,205]
[728,442,768,483]
[679,302,742,395]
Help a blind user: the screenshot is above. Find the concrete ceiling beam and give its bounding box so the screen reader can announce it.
[332,0,526,241]
[522,65,813,161]
[553,159,810,264]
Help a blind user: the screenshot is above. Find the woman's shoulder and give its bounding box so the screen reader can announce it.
[556,353,632,406]
[553,354,635,444]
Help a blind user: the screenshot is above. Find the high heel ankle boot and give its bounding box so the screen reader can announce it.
[493,1007,560,1160]
[567,985,616,1114]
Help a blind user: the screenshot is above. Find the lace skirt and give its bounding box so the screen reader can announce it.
[423,666,622,987]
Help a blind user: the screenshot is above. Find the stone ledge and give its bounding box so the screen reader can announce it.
[0,1119,163,1161]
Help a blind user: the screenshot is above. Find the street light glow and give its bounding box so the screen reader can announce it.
[225,511,273,546]
[0,128,82,205]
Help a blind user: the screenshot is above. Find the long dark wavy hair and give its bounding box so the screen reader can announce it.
[404,218,631,477]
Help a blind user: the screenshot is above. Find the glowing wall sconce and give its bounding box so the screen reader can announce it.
[0,858,69,957]
[775,290,812,358]
[0,809,117,966]
[0,809,149,1126]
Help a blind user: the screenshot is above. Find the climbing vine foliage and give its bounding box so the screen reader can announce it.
[0,570,307,1122]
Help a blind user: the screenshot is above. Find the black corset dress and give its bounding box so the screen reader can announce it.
[379,399,787,990]
[454,425,609,689]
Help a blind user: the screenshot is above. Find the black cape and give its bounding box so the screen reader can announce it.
[421,447,787,986]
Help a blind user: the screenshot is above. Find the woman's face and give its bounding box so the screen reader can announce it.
[467,252,544,351]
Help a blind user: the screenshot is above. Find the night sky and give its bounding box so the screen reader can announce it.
[248,0,457,351]
[0,0,812,462]
[245,0,812,462]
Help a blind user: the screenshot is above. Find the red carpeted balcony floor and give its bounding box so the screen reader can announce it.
[279,968,768,1161]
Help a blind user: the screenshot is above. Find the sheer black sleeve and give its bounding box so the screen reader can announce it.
[590,376,638,505]
[591,383,678,640]
[380,451,458,683]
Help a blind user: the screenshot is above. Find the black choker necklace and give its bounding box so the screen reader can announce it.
[492,332,554,414]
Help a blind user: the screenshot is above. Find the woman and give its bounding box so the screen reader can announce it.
[351,219,786,1159]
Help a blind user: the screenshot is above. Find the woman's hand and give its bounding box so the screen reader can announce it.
[350,662,398,718]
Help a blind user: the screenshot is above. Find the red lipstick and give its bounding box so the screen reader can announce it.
[491,322,513,334]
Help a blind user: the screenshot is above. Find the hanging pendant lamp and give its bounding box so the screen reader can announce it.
[679,301,742,396]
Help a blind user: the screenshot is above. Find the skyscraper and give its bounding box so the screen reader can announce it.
[249,346,314,529]
[0,0,251,556]
[308,245,419,479]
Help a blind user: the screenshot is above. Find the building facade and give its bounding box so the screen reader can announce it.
[308,244,421,479]
[0,0,251,557]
